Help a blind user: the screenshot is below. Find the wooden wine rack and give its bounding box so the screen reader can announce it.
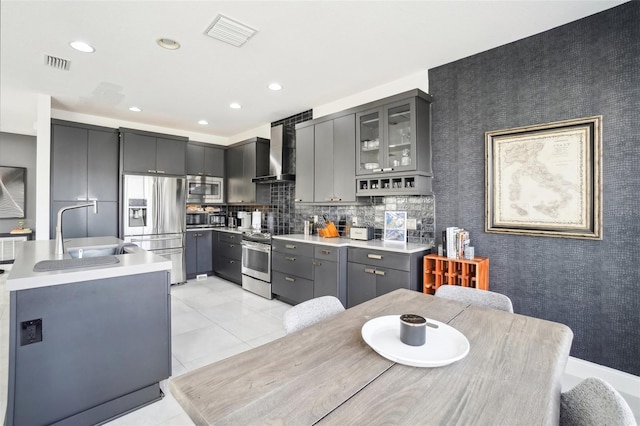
[423,254,489,294]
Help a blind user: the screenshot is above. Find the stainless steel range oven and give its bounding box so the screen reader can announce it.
[241,232,272,299]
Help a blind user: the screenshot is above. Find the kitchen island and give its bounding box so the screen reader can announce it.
[5,236,172,426]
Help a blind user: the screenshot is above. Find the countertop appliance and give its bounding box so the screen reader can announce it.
[186,211,226,228]
[237,211,250,229]
[122,174,186,284]
[241,231,272,299]
[350,226,374,241]
[186,175,224,204]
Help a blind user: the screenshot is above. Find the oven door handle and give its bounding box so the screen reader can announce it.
[241,241,271,253]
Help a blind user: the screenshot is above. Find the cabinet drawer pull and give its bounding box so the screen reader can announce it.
[229,260,234,264]
[229,244,234,248]
[364,268,375,274]
[374,270,386,276]
[285,244,296,249]
[367,254,383,260]
[198,172,204,175]
[285,276,295,282]
[285,256,296,261]
[147,169,156,173]
[313,261,322,266]
[157,170,165,174]
[382,167,393,172]
[321,249,331,255]
[373,168,383,173]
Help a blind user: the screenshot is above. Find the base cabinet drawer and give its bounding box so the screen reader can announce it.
[348,248,411,271]
[272,251,313,280]
[272,240,315,258]
[272,271,314,305]
[218,241,242,260]
[215,256,241,284]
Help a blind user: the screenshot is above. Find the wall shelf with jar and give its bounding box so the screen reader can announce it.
[356,174,432,196]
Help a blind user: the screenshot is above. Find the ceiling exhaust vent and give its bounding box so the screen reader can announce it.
[44,54,71,71]
[204,14,257,47]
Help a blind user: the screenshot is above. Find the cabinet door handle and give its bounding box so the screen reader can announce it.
[364,268,375,274]
[321,249,331,255]
[229,260,234,264]
[285,256,296,261]
[198,172,204,175]
[373,168,383,173]
[367,254,383,260]
[285,276,295,282]
[382,167,393,172]
[157,170,165,174]
[229,244,234,248]
[374,270,386,276]
[147,169,156,173]
[285,244,296,249]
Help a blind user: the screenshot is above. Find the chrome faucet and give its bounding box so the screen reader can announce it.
[54,200,98,256]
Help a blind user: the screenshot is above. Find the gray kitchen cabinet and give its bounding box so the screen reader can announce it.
[312,245,347,306]
[121,129,187,176]
[314,115,356,203]
[294,125,314,202]
[346,247,428,308]
[186,142,225,177]
[355,95,431,176]
[272,240,314,305]
[214,231,242,284]
[50,121,119,239]
[225,138,269,204]
[295,114,356,204]
[186,230,213,279]
[272,240,347,306]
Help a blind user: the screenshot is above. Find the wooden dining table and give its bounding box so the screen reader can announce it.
[170,289,573,425]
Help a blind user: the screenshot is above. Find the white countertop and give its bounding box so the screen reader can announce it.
[273,234,433,254]
[6,236,172,292]
[187,227,243,234]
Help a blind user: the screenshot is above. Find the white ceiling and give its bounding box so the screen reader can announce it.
[0,1,626,143]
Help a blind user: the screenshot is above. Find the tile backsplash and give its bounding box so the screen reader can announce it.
[225,182,435,246]
[294,193,435,245]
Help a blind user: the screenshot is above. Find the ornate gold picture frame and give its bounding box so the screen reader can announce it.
[485,116,602,239]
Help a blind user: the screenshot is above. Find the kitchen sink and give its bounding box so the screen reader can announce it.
[68,247,118,258]
[67,244,134,259]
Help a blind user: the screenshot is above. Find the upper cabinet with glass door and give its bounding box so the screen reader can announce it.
[356,95,431,176]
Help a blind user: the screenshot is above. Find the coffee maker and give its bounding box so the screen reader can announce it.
[237,211,250,229]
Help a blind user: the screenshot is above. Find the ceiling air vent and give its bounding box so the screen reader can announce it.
[44,54,71,71]
[204,14,257,47]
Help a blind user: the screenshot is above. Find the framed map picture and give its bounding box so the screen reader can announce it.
[485,116,602,239]
[384,211,407,243]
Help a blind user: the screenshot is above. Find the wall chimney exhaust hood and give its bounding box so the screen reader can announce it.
[252,124,295,183]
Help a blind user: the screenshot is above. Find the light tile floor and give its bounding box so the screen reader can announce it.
[1,272,638,424]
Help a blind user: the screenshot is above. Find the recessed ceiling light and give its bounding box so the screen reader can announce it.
[198,120,209,125]
[129,106,142,112]
[70,41,95,53]
[156,38,180,50]
[268,83,282,91]
[229,103,242,109]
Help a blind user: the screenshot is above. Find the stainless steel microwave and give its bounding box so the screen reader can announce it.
[186,175,224,204]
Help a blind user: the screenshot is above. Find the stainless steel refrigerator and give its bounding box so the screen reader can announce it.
[121,174,186,284]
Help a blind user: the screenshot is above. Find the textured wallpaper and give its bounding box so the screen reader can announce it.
[428,2,640,375]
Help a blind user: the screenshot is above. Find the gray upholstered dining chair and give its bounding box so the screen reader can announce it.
[435,285,514,313]
[560,377,637,426]
[283,296,345,334]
